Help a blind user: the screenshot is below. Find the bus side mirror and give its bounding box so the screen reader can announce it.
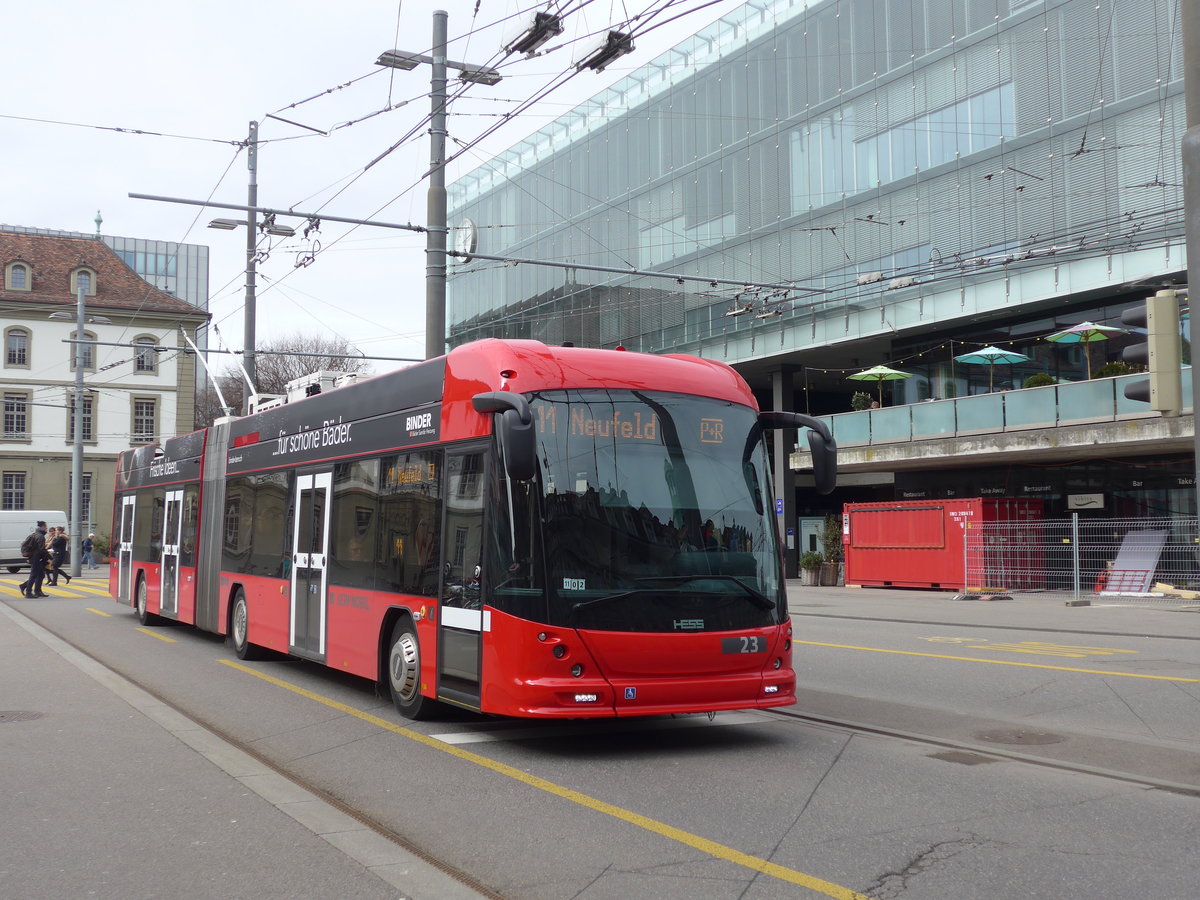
[472,391,536,481]
[757,411,837,496]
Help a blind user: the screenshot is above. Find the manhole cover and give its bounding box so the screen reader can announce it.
[0,710,45,723]
[974,728,1065,746]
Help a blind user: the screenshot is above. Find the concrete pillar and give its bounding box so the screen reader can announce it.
[770,367,799,578]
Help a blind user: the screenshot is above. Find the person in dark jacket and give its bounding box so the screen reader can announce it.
[46,527,72,586]
[18,521,49,597]
[82,533,96,569]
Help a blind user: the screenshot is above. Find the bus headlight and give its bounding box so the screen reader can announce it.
[574,693,598,703]
[764,684,780,694]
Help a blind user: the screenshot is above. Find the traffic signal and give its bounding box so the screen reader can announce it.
[1121,289,1182,414]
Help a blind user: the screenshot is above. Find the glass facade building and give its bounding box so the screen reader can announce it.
[447,0,1185,407]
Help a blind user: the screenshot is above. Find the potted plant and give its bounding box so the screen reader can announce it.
[850,391,873,411]
[92,533,111,567]
[799,551,823,586]
[820,514,843,585]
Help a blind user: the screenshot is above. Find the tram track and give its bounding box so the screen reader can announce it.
[765,705,1200,797]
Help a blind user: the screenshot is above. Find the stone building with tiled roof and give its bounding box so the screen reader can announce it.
[1,228,210,544]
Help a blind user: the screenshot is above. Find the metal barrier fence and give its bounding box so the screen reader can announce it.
[963,516,1200,607]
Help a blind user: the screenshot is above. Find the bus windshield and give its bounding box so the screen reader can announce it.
[505,389,783,633]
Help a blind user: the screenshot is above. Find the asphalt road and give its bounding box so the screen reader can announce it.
[4,576,1198,899]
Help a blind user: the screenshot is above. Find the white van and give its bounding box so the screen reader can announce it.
[0,511,68,573]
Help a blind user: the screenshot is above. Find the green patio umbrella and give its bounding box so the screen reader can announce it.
[953,345,1031,392]
[847,364,911,406]
[1044,322,1127,379]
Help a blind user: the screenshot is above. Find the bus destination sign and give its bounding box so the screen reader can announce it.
[537,407,662,441]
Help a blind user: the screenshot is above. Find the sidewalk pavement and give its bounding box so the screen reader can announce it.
[0,597,484,900]
[785,580,1200,639]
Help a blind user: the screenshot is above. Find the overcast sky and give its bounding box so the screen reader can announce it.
[1,0,747,377]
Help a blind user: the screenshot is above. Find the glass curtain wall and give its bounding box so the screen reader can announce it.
[447,0,1184,365]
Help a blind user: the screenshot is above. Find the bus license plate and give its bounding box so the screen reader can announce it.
[722,636,766,654]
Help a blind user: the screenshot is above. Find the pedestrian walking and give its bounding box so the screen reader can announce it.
[82,533,96,570]
[47,527,72,585]
[18,521,50,597]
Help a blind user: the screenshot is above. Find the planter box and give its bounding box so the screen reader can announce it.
[800,568,819,586]
[819,562,842,586]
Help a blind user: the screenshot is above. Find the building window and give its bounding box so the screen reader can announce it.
[67,392,95,442]
[5,327,30,368]
[3,393,29,440]
[5,262,31,291]
[2,472,26,509]
[68,472,93,530]
[70,267,96,296]
[133,336,158,373]
[132,398,157,443]
[70,331,97,371]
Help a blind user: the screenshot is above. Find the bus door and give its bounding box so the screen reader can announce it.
[290,471,331,660]
[159,489,183,618]
[117,496,135,604]
[437,448,486,708]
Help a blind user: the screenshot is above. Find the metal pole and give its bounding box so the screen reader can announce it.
[70,282,85,578]
[244,120,259,409]
[1071,511,1080,603]
[426,10,448,360]
[1183,0,1200,517]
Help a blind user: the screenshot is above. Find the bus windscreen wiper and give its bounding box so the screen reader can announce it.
[633,575,776,610]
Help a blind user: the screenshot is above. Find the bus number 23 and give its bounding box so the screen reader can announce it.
[722,636,765,654]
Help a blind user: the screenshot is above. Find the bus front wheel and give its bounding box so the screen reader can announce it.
[387,620,435,720]
[231,590,264,661]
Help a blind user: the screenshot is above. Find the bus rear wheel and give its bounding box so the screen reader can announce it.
[231,590,264,660]
[136,576,158,625]
[387,620,436,720]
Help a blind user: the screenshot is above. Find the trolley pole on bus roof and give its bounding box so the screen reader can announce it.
[376,10,502,360]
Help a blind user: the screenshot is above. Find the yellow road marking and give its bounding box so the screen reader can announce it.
[136,627,176,642]
[220,659,869,900]
[61,584,114,597]
[86,608,113,617]
[795,640,1198,682]
[971,641,1138,658]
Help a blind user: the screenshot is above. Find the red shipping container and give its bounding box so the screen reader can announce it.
[843,498,1044,590]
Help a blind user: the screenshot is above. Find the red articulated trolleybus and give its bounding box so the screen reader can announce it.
[111,339,836,719]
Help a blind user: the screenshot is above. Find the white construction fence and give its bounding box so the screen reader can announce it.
[962,515,1200,608]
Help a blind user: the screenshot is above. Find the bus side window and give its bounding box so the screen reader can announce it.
[134,491,159,563]
[443,450,485,604]
[331,459,379,590]
[251,472,290,577]
[181,484,199,567]
[223,476,256,574]
[378,450,442,597]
